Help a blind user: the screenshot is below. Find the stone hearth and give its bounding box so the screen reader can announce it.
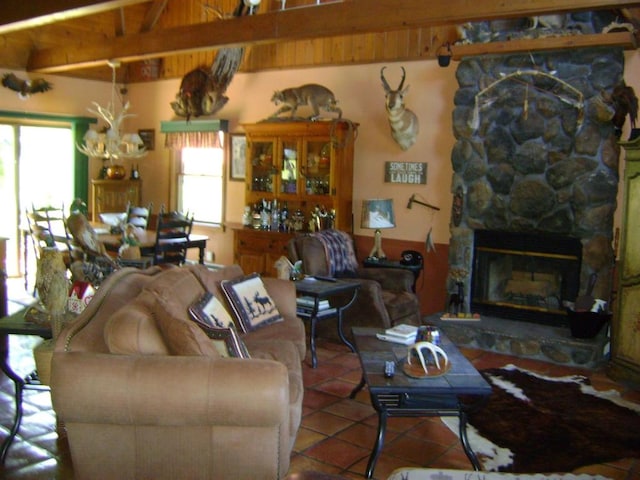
[447,45,623,320]
[426,314,609,369]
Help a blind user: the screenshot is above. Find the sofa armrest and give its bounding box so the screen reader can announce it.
[356,267,415,292]
[51,353,290,426]
[262,276,297,320]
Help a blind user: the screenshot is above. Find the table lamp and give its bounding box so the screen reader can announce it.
[361,198,395,259]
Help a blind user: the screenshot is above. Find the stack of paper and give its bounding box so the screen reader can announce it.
[297,296,330,310]
[297,296,336,317]
[375,324,419,344]
[385,324,419,340]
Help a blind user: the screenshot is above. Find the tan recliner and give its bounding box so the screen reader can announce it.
[287,230,421,337]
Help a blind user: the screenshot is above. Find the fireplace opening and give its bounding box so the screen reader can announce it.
[471,230,582,327]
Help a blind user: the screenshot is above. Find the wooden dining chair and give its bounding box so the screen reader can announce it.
[126,202,153,229]
[30,203,75,264]
[27,203,75,294]
[153,211,194,265]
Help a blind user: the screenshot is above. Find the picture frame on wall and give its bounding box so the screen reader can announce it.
[138,129,155,151]
[230,134,247,181]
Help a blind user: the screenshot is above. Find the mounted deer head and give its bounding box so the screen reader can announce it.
[380,66,419,150]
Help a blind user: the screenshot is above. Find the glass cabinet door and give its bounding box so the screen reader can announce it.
[249,139,276,194]
[303,139,331,196]
[280,139,299,195]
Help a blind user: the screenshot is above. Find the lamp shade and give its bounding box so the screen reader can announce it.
[361,199,395,229]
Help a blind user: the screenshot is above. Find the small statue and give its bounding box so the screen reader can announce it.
[270,84,342,120]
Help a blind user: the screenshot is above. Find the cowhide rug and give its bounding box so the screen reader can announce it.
[442,365,640,473]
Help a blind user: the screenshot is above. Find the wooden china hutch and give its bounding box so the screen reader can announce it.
[233,120,357,277]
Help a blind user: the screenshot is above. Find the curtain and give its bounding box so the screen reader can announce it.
[164,131,223,150]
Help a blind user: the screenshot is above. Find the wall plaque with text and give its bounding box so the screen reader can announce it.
[384,161,427,184]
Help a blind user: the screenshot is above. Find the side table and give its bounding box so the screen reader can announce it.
[0,305,52,463]
[362,258,422,292]
[294,277,360,368]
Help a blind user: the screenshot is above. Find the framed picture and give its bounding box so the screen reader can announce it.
[229,134,247,181]
[138,129,155,151]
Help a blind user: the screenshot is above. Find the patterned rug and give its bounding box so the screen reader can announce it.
[443,365,640,472]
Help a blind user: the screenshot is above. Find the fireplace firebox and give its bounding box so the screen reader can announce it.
[471,230,582,326]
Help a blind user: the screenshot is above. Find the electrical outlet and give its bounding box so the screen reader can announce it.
[205,250,214,263]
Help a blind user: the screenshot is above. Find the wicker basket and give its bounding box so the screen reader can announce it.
[33,339,55,386]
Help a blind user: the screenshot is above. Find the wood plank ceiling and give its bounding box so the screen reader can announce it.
[1,0,639,83]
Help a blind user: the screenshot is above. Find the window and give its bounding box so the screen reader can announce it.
[177,143,225,226]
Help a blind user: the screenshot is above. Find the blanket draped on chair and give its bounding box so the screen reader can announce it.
[312,230,359,276]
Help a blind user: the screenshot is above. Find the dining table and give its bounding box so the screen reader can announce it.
[22,222,209,286]
[91,223,209,263]
[92,224,209,264]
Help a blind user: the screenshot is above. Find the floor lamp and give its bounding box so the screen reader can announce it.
[361,198,396,260]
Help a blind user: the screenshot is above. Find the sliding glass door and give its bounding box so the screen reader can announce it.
[0,123,74,278]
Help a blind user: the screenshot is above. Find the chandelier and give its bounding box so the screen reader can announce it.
[77,61,147,161]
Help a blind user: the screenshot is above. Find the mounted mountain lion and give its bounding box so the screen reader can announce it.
[270,84,342,119]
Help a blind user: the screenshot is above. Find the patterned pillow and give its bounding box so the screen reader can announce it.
[188,292,250,358]
[188,291,235,329]
[221,273,284,333]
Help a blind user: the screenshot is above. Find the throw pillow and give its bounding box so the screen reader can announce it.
[153,294,221,357]
[188,292,250,358]
[221,273,284,333]
[188,291,235,329]
[312,230,359,276]
[197,321,251,358]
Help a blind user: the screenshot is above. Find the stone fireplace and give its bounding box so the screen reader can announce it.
[471,229,582,326]
[447,45,621,327]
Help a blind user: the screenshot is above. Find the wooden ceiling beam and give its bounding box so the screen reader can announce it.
[140,0,169,33]
[27,0,640,73]
[0,0,148,34]
[452,31,637,59]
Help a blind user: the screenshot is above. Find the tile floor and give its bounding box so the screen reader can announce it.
[1,279,639,480]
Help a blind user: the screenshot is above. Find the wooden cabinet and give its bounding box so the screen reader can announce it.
[91,179,141,220]
[241,120,357,232]
[609,139,640,384]
[235,121,357,277]
[233,228,293,278]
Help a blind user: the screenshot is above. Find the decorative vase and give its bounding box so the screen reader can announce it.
[107,164,126,179]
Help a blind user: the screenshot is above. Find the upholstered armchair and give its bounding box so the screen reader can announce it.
[287,230,421,338]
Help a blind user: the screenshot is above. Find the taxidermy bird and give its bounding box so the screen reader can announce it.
[2,73,52,99]
[66,212,118,268]
[171,0,257,120]
[36,248,70,338]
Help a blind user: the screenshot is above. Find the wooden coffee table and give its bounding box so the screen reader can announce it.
[350,327,492,479]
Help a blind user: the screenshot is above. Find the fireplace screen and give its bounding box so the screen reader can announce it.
[471,230,582,326]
